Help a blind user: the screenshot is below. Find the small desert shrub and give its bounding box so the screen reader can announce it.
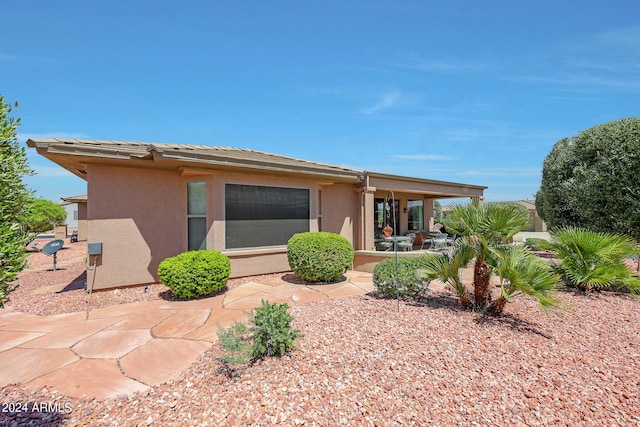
[250,300,304,358]
[217,300,303,365]
[157,250,231,299]
[287,232,354,283]
[524,237,553,251]
[373,257,431,297]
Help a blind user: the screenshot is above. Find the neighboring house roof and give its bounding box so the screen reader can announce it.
[515,199,537,210]
[27,138,486,197]
[61,194,88,203]
[441,199,537,211]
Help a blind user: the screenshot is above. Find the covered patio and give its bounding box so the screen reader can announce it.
[353,172,486,273]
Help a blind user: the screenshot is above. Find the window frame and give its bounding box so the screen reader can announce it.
[224,183,311,250]
[187,181,207,251]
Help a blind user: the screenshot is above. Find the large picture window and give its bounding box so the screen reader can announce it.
[225,184,310,249]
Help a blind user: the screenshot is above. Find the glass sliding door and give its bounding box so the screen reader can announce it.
[407,200,424,231]
[374,198,399,236]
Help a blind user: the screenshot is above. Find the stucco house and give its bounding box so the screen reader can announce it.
[60,194,88,241]
[28,139,486,291]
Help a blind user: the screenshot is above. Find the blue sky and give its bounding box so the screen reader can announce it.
[3,1,639,203]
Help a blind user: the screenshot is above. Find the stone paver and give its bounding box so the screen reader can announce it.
[224,291,290,310]
[105,309,178,330]
[0,331,46,352]
[0,311,37,328]
[72,329,152,358]
[152,308,211,338]
[27,359,150,399]
[88,300,167,319]
[119,338,211,386]
[2,311,87,333]
[19,318,120,349]
[183,309,247,342]
[0,271,374,398]
[0,348,78,387]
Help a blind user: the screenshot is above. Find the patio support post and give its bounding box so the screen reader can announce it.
[359,184,376,251]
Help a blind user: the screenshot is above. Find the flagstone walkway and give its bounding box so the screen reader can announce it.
[0,271,375,400]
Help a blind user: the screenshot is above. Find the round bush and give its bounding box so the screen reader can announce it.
[373,257,431,297]
[287,232,354,283]
[157,250,231,299]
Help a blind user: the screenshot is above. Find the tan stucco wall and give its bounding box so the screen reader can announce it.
[86,165,183,290]
[319,183,357,242]
[85,165,360,289]
[77,202,88,241]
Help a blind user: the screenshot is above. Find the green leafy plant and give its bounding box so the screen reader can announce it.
[417,202,563,315]
[24,198,67,233]
[550,227,640,294]
[524,237,554,251]
[491,245,564,314]
[287,232,354,283]
[157,250,231,299]
[250,300,303,358]
[217,300,303,368]
[217,321,253,365]
[536,117,640,240]
[0,96,34,308]
[417,239,475,307]
[373,256,432,297]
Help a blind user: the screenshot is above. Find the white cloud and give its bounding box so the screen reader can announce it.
[393,154,455,161]
[360,91,403,115]
[454,167,541,177]
[399,52,487,74]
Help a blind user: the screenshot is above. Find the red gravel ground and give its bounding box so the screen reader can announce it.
[1,243,639,426]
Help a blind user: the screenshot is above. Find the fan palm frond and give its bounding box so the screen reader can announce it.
[550,227,640,293]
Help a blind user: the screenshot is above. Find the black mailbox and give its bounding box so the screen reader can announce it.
[88,242,102,255]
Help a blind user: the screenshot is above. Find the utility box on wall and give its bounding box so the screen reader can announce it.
[88,241,103,256]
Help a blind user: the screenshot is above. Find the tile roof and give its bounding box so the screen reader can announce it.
[27,138,363,180]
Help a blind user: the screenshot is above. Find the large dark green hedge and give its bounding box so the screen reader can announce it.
[287,232,354,283]
[158,250,231,299]
[536,117,640,239]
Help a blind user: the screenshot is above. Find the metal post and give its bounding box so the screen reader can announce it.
[389,190,399,312]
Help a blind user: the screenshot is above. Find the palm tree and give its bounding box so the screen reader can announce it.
[550,227,640,294]
[490,245,564,314]
[417,239,475,307]
[418,202,563,315]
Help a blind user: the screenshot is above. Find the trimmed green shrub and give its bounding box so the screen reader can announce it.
[524,237,553,251]
[157,250,231,299]
[217,300,303,365]
[287,232,354,283]
[373,256,431,297]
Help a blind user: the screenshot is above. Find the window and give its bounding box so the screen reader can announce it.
[73,210,78,221]
[407,200,424,231]
[374,198,399,235]
[225,184,310,249]
[187,182,207,251]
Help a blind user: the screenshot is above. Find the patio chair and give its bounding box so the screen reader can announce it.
[430,232,449,251]
[397,233,415,251]
[377,240,393,251]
